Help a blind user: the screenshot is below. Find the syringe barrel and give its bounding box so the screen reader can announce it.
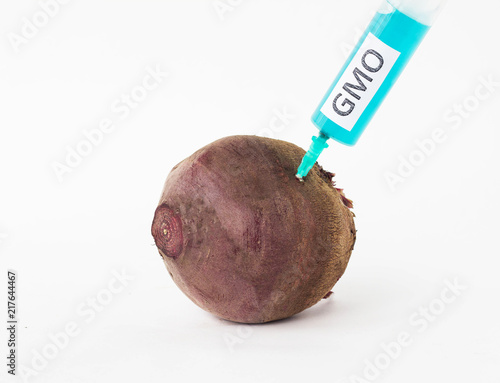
[311,0,444,146]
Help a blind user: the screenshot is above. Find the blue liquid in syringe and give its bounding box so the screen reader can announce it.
[312,7,430,146]
[296,6,432,179]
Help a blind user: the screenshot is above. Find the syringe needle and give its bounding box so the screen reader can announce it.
[296,133,329,180]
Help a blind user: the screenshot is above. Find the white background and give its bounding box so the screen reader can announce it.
[1,0,499,382]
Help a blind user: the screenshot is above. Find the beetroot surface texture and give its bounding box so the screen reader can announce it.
[152,135,356,323]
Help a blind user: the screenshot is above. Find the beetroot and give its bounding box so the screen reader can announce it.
[152,136,356,323]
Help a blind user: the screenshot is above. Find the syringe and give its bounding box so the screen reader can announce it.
[296,0,445,180]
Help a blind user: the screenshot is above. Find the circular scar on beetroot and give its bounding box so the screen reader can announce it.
[152,205,183,258]
[151,135,356,324]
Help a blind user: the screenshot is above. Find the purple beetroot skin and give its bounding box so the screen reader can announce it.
[152,135,356,323]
